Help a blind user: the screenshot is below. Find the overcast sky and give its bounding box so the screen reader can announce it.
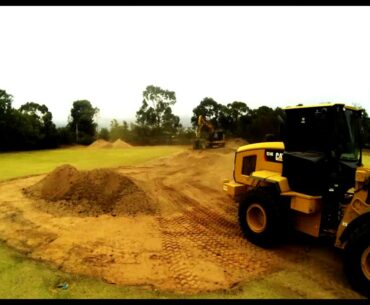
[1,6,370,127]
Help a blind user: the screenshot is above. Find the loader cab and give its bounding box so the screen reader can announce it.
[281,103,363,197]
[210,129,225,142]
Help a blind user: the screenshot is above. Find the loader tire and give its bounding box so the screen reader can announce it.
[238,187,284,248]
[343,224,370,297]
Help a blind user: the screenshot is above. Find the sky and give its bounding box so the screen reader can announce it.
[1,6,370,128]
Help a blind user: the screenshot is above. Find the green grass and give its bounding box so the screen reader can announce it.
[0,146,185,181]
[1,146,368,182]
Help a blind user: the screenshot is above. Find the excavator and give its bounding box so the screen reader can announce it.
[193,115,225,149]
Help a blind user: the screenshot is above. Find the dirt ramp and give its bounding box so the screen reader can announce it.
[24,165,156,217]
[226,138,248,149]
[112,139,132,148]
[88,139,113,149]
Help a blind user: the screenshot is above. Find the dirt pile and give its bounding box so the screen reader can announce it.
[24,165,156,216]
[112,139,132,149]
[226,138,248,149]
[88,139,113,149]
[88,139,132,149]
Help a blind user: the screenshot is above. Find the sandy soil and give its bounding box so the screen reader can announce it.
[88,139,113,148]
[88,139,132,149]
[0,142,364,298]
[112,139,132,148]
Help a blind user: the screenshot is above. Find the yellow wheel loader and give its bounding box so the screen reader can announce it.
[223,103,370,296]
[193,115,225,149]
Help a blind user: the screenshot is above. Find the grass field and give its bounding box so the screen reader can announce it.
[0,146,185,181]
[2,147,369,182]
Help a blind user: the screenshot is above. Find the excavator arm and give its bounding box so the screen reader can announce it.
[193,115,225,149]
[196,115,215,138]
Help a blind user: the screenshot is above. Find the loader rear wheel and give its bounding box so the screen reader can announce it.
[343,225,370,297]
[238,188,283,248]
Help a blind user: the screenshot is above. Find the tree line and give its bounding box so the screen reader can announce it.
[98,86,286,145]
[0,89,99,151]
[1,86,370,152]
[190,97,285,142]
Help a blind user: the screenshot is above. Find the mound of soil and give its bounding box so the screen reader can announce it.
[112,139,132,149]
[88,139,113,149]
[24,165,156,217]
[226,138,248,149]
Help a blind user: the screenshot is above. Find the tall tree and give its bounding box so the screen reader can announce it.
[227,101,249,124]
[191,97,222,128]
[0,91,59,150]
[136,85,181,132]
[246,106,282,142]
[19,102,57,147]
[68,100,99,145]
[0,90,14,150]
[0,89,12,116]
[162,106,181,133]
[225,101,250,136]
[191,98,251,136]
[109,119,123,141]
[98,128,110,141]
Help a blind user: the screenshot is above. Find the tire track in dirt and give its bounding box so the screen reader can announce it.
[157,216,203,292]
[150,175,284,292]
[0,202,58,256]
[144,150,361,295]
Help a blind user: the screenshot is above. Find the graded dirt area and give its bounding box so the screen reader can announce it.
[0,143,364,298]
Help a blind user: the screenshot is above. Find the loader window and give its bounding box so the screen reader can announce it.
[336,109,361,162]
[283,107,331,153]
[242,155,256,176]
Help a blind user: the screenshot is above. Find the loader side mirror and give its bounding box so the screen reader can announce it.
[278,114,286,142]
[358,113,365,166]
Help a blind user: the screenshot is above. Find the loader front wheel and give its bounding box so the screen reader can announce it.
[343,225,370,297]
[238,188,283,248]
[246,203,267,233]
